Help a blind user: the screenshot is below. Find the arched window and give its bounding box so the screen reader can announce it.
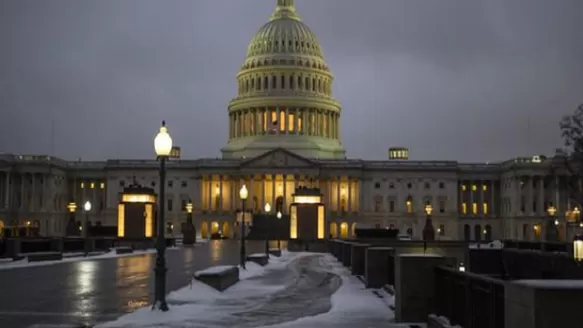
[464,224,471,241]
[484,225,492,241]
[272,76,277,89]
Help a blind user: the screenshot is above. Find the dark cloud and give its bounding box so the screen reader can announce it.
[0,0,581,161]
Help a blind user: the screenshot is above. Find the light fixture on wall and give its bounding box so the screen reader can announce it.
[574,234,583,262]
[458,261,466,272]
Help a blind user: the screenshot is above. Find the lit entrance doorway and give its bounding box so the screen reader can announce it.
[289,187,325,240]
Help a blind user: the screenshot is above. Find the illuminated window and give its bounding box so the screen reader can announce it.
[406,197,413,213]
[483,202,488,215]
[100,182,105,189]
[80,182,84,189]
[462,203,467,214]
[90,182,95,189]
[472,185,477,191]
[462,185,466,191]
[472,202,478,215]
[482,185,488,191]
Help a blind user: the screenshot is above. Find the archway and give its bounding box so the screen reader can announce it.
[0,220,4,237]
[222,222,231,239]
[275,196,284,213]
[339,222,348,239]
[211,221,220,235]
[474,225,482,241]
[351,223,357,237]
[463,224,471,241]
[534,223,542,241]
[329,222,338,238]
[201,221,208,239]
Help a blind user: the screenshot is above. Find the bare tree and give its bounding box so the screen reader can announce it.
[558,104,583,208]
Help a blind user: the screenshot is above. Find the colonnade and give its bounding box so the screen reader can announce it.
[228,107,340,139]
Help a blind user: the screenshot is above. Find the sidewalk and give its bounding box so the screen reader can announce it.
[96,252,402,328]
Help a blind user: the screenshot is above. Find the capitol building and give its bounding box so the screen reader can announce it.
[0,0,578,241]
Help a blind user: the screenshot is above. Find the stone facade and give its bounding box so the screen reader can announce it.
[0,150,576,240]
[0,1,576,240]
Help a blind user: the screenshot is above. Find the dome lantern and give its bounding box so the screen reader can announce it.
[271,0,300,21]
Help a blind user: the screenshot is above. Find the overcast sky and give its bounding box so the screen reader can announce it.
[0,0,581,162]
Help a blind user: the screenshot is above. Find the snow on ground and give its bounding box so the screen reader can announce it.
[258,255,394,328]
[0,248,180,271]
[97,251,398,328]
[97,250,301,328]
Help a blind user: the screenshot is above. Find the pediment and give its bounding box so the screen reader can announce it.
[241,148,316,168]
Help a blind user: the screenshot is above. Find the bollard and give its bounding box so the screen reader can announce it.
[341,241,354,267]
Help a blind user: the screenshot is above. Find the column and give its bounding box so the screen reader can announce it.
[4,173,10,209]
[555,175,560,209]
[260,175,265,208]
[347,178,352,213]
[295,108,300,133]
[336,177,341,212]
[359,179,366,213]
[274,107,280,135]
[479,180,484,216]
[271,174,276,207]
[336,113,340,139]
[526,176,534,215]
[207,176,212,211]
[469,180,474,216]
[538,176,545,215]
[219,176,223,211]
[282,174,287,213]
[303,109,308,135]
[490,180,495,217]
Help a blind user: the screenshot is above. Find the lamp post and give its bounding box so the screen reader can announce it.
[67,202,77,236]
[153,120,172,311]
[546,205,558,242]
[183,200,195,245]
[239,184,248,269]
[264,202,271,256]
[83,201,91,256]
[276,211,282,249]
[422,204,435,241]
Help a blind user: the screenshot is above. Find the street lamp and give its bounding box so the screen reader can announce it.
[546,205,558,242]
[276,211,282,249]
[458,260,466,272]
[264,202,271,256]
[153,120,172,312]
[239,184,248,269]
[67,202,77,236]
[83,201,91,256]
[183,200,195,245]
[277,211,282,219]
[422,204,435,241]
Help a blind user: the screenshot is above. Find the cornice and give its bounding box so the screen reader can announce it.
[228,95,341,112]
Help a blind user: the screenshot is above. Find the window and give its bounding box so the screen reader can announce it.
[424,182,430,189]
[181,181,187,188]
[151,181,156,187]
[100,182,105,189]
[374,182,380,189]
[374,197,382,212]
[462,203,467,214]
[181,199,187,211]
[90,182,95,189]
[439,224,445,236]
[472,202,478,215]
[482,184,488,191]
[407,183,412,189]
[389,182,395,189]
[462,185,466,191]
[483,202,488,215]
[119,180,125,187]
[439,201,445,213]
[439,182,445,189]
[389,201,395,212]
[168,180,173,187]
[167,199,173,212]
[80,182,84,189]
[406,196,413,213]
[472,185,477,191]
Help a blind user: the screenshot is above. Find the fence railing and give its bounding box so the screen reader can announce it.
[434,266,505,328]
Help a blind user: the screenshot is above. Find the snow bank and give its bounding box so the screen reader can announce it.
[194,265,235,277]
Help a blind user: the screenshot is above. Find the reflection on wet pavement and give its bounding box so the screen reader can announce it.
[0,240,268,328]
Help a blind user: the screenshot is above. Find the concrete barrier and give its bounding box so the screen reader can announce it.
[351,243,371,276]
[194,265,239,291]
[247,253,269,266]
[365,247,394,288]
[115,247,133,254]
[341,241,355,267]
[27,252,63,262]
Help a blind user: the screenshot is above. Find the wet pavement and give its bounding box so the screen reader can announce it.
[0,240,267,328]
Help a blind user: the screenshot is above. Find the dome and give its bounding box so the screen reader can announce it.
[221,0,346,160]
